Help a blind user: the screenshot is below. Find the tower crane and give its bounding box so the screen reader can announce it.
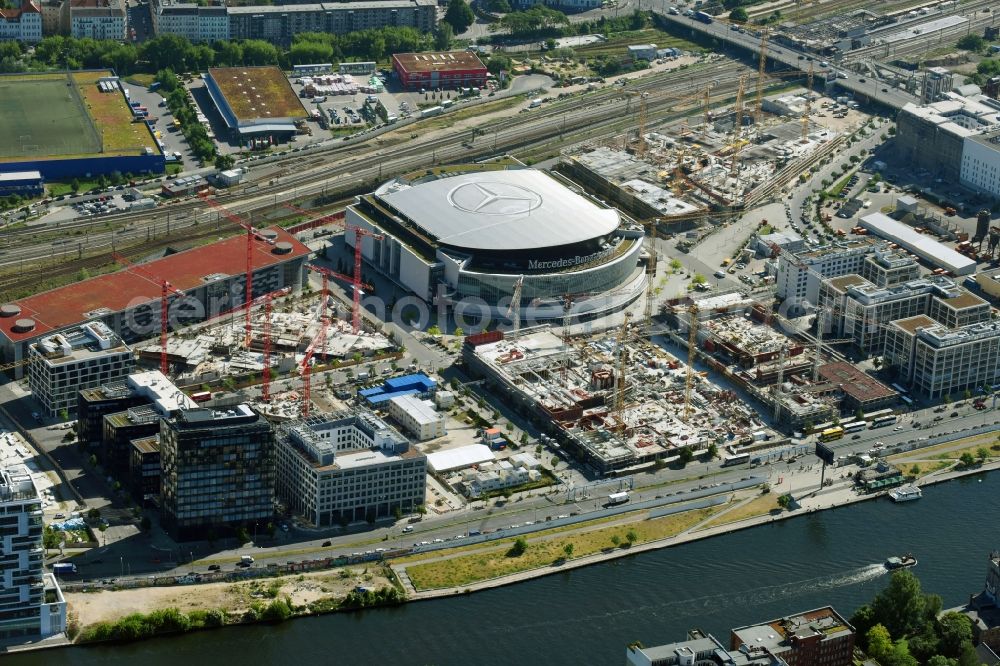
[282,203,383,335]
[507,275,525,337]
[802,61,814,143]
[198,193,260,348]
[112,253,187,375]
[305,263,375,350]
[729,74,748,179]
[754,27,770,129]
[299,315,330,418]
[242,286,290,402]
[612,312,632,430]
[684,303,699,422]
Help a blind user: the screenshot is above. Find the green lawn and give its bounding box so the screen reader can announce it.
[47,178,103,197]
[573,28,704,58]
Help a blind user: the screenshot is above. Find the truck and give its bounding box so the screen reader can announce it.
[607,491,630,506]
[52,563,77,576]
[240,555,255,566]
[528,98,543,108]
[149,81,162,92]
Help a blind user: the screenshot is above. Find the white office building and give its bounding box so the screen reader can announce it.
[960,129,1000,199]
[28,321,134,418]
[775,239,879,311]
[886,319,1000,399]
[275,411,427,527]
[0,465,67,641]
[388,394,446,441]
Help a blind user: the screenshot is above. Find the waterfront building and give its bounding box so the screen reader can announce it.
[730,606,856,666]
[275,411,426,527]
[0,465,66,641]
[160,405,275,540]
[626,630,784,666]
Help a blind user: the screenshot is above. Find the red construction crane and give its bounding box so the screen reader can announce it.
[299,315,329,417]
[243,286,290,402]
[305,263,374,352]
[199,192,259,348]
[284,203,383,335]
[112,252,186,375]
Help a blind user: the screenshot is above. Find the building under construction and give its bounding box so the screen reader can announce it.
[462,325,771,476]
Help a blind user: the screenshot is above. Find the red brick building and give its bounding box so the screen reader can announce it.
[391,51,487,91]
[730,607,856,666]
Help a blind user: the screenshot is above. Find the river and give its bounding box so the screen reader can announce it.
[11,472,999,666]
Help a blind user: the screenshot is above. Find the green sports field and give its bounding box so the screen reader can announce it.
[0,75,102,159]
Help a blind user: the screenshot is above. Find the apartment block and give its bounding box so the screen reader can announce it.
[275,411,426,527]
[730,607,856,666]
[150,0,228,43]
[0,1,42,43]
[67,0,125,39]
[160,405,275,541]
[28,321,134,418]
[0,465,66,641]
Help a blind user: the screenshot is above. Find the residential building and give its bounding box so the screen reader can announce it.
[730,607,856,666]
[129,435,160,501]
[511,0,600,9]
[885,319,1000,399]
[387,394,445,441]
[0,465,66,641]
[275,411,426,527]
[227,0,436,45]
[150,0,228,43]
[67,0,125,40]
[391,51,488,91]
[0,0,41,42]
[160,405,275,541]
[627,631,784,666]
[27,321,134,418]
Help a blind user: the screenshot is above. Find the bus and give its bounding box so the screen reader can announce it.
[819,427,844,442]
[842,421,867,433]
[52,563,77,576]
[865,408,894,421]
[870,415,897,429]
[891,383,908,395]
[901,395,914,407]
[722,453,750,467]
[807,421,835,435]
[190,391,212,403]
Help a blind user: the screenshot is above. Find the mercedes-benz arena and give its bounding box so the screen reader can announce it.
[346,165,647,322]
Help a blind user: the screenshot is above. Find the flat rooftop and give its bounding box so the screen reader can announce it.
[826,274,871,292]
[860,212,977,275]
[207,67,307,123]
[0,226,309,343]
[375,168,621,252]
[733,606,854,653]
[817,362,897,403]
[392,51,486,74]
[892,314,937,334]
[130,435,160,455]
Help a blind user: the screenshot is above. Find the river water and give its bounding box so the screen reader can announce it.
[11,472,999,666]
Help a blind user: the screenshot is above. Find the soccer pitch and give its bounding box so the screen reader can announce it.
[0,75,101,159]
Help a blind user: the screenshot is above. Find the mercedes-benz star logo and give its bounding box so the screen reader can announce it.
[447,181,543,216]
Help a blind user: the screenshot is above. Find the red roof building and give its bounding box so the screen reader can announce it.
[0,227,310,373]
[391,51,487,91]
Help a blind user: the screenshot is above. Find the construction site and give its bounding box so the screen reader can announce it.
[559,68,862,229]
[462,316,776,476]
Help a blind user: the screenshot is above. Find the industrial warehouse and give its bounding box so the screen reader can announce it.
[346,163,649,323]
[204,66,309,144]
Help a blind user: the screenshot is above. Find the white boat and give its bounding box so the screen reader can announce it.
[888,485,922,502]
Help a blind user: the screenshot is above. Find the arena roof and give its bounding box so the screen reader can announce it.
[0,227,309,343]
[376,170,621,252]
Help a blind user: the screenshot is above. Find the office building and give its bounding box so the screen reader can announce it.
[885,319,1000,399]
[67,0,125,39]
[0,0,41,42]
[27,321,134,418]
[627,631,783,666]
[129,435,161,501]
[0,465,66,641]
[960,129,1000,200]
[387,394,445,441]
[730,607,856,666]
[275,411,426,527]
[775,239,879,310]
[859,248,921,287]
[160,405,275,541]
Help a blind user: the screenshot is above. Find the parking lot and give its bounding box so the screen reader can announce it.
[124,83,200,171]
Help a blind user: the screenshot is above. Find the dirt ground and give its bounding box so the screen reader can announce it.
[67,565,393,627]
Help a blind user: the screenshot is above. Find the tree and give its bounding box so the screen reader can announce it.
[705,443,718,460]
[677,446,694,467]
[691,273,706,285]
[957,34,986,52]
[611,534,621,548]
[486,53,512,78]
[434,22,454,50]
[855,407,865,421]
[871,570,926,638]
[977,447,990,463]
[71,178,80,193]
[729,7,748,21]
[909,464,921,477]
[507,537,528,557]
[562,543,574,559]
[214,153,235,170]
[444,0,475,33]
[777,494,792,509]
[669,258,682,273]
[625,529,637,546]
[236,527,251,544]
[485,0,511,11]
[959,452,976,468]
[866,625,895,664]
[43,525,61,551]
[943,393,952,404]
[87,507,101,520]
[936,612,973,659]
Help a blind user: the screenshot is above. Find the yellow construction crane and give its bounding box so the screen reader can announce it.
[613,312,632,426]
[754,27,770,129]
[729,74,748,179]
[703,84,712,126]
[802,61,814,143]
[684,303,698,421]
[0,355,35,376]
[643,224,657,334]
[506,275,524,337]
